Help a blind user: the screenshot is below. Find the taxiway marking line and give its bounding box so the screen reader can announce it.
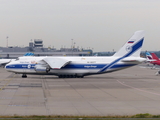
[0,74,15,91]
[117,80,160,96]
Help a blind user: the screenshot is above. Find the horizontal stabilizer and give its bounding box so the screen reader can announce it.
[121,60,139,62]
[146,59,157,62]
[121,57,146,63]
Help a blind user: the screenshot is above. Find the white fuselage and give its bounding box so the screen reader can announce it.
[5,56,145,77]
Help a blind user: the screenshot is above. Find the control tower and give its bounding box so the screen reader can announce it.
[34,39,43,48]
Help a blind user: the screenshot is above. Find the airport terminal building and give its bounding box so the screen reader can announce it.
[0,39,93,58]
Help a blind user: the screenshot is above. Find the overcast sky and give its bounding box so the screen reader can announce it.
[0,0,160,52]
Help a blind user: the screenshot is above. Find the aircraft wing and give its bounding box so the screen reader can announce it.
[42,57,70,69]
[0,59,12,65]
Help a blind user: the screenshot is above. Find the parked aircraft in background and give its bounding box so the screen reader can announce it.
[146,52,160,66]
[5,31,146,78]
[145,52,160,75]
[0,53,34,67]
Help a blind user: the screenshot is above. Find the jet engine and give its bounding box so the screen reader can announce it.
[34,63,50,73]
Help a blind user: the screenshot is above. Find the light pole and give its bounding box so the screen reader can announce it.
[6,36,9,48]
[71,39,73,56]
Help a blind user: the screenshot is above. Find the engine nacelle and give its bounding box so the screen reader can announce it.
[34,64,50,73]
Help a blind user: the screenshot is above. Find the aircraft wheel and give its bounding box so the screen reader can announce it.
[22,74,27,78]
[63,75,66,78]
[66,75,70,78]
[59,75,63,78]
[46,67,50,73]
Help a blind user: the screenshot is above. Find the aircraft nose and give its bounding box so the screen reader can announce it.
[5,63,11,70]
[5,63,14,72]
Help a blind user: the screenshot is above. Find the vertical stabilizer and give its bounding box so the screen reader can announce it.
[113,30,144,57]
[146,52,153,61]
[151,53,159,61]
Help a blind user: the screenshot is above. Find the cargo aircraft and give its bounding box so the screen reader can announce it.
[5,31,146,78]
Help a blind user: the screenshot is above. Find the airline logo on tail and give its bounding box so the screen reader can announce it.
[126,46,132,52]
[146,52,153,60]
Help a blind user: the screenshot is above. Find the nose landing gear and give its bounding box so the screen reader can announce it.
[22,74,27,78]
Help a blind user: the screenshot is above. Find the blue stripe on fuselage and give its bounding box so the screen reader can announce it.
[110,64,136,69]
[63,64,136,69]
[5,64,106,69]
[6,63,136,70]
[99,38,144,73]
[62,64,106,69]
[5,64,36,69]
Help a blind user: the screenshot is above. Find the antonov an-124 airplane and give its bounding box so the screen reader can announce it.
[5,30,146,78]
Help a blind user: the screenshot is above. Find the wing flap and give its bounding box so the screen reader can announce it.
[42,57,70,69]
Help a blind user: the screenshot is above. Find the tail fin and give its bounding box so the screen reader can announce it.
[146,52,153,61]
[151,53,159,61]
[113,30,144,57]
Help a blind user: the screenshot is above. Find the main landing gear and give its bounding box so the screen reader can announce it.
[58,75,84,78]
[22,74,27,78]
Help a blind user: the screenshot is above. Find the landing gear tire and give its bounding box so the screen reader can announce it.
[77,76,84,78]
[46,67,50,73]
[58,75,62,78]
[58,75,84,78]
[22,74,27,78]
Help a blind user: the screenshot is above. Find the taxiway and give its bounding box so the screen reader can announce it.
[0,65,160,116]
